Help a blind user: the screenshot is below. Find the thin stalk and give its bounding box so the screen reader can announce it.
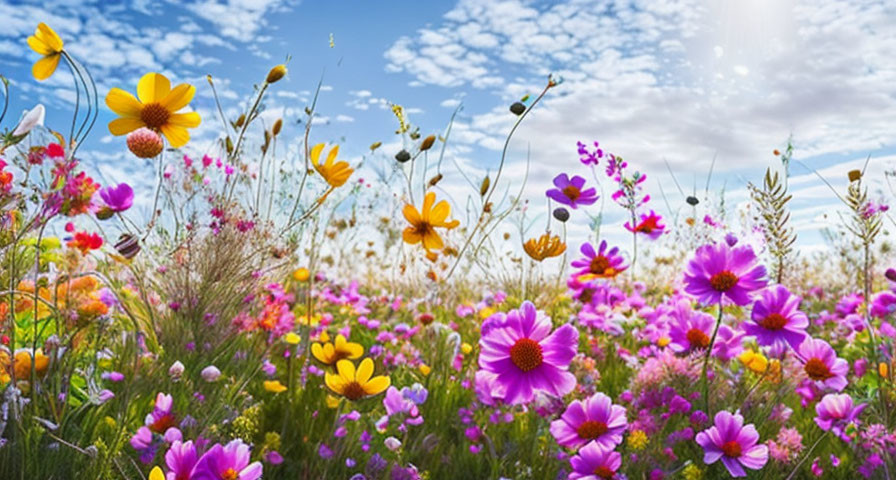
[701,306,724,413]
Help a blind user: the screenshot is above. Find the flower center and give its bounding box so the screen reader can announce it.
[149,413,176,434]
[412,221,435,238]
[590,255,612,275]
[686,328,711,349]
[593,466,615,479]
[722,440,742,457]
[562,185,581,201]
[140,102,171,130]
[759,313,788,330]
[342,381,367,401]
[221,468,239,480]
[509,338,543,372]
[709,270,738,292]
[804,358,833,381]
[576,420,609,439]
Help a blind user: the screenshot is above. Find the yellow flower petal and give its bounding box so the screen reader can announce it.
[402,204,422,225]
[27,36,53,56]
[284,332,301,345]
[335,359,356,381]
[160,123,190,148]
[160,83,196,111]
[326,145,340,166]
[36,23,63,52]
[311,343,326,363]
[105,88,143,117]
[325,372,347,392]
[32,54,60,81]
[362,376,390,396]
[402,228,422,245]
[430,200,451,224]
[169,112,201,128]
[421,231,444,251]
[148,467,164,480]
[137,73,171,104]
[310,143,325,166]
[264,380,288,393]
[356,358,374,384]
[108,117,145,136]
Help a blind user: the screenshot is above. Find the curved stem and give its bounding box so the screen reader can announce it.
[701,306,724,414]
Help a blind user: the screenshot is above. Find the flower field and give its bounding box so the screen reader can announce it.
[2,21,896,480]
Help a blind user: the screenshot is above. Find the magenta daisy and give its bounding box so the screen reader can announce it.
[571,241,628,282]
[815,393,866,441]
[743,285,808,349]
[695,410,769,477]
[546,173,598,209]
[683,241,767,306]
[667,300,716,354]
[192,439,262,480]
[478,301,578,405]
[568,442,622,480]
[797,338,849,392]
[550,392,628,450]
[624,210,665,240]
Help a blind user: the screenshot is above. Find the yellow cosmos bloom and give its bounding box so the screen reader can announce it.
[105,72,201,148]
[263,380,288,393]
[312,335,363,365]
[738,350,768,374]
[149,467,164,480]
[325,358,390,401]
[292,267,310,282]
[283,332,301,345]
[311,143,353,188]
[27,23,64,81]
[402,192,460,251]
[523,233,566,261]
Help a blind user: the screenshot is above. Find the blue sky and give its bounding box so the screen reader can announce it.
[2,0,896,250]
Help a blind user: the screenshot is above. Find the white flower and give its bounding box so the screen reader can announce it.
[201,365,221,382]
[169,361,185,379]
[384,436,402,451]
[12,104,45,136]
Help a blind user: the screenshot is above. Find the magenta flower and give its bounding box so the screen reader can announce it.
[568,442,622,480]
[624,210,665,240]
[478,301,578,405]
[667,299,716,353]
[546,173,598,209]
[98,182,134,212]
[571,241,628,282]
[683,241,767,306]
[797,338,849,392]
[166,440,199,480]
[743,285,808,349]
[815,393,866,441]
[193,440,262,480]
[550,392,627,450]
[695,410,769,477]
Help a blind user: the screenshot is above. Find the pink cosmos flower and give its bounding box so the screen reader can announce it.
[192,439,262,480]
[568,442,622,480]
[550,392,627,450]
[546,173,598,209]
[478,301,578,405]
[815,393,866,441]
[571,241,628,282]
[744,285,808,349]
[624,210,665,240]
[695,410,769,477]
[797,338,849,392]
[684,241,767,306]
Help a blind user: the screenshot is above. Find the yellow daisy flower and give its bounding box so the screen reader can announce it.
[523,232,566,261]
[325,358,390,401]
[149,466,164,480]
[263,380,288,393]
[312,334,363,365]
[27,23,64,81]
[105,72,201,148]
[310,143,353,188]
[402,192,460,251]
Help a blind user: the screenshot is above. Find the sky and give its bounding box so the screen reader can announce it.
[2,0,896,252]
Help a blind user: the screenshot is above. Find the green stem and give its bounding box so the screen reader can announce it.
[701,306,724,414]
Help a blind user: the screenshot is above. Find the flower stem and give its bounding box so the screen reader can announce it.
[784,432,828,480]
[701,306,724,414]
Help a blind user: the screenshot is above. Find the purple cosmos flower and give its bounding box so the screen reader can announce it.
[131,392,181,463]
[166,440,199,480]
[550,392,628,450]
[743,285,808,349]
[568,442,622,480]
[192,439,262,480]
[546,174,598,209]
[667,299,716,353]
[683,241,767,306]
[624,210,665,240]
[797,338,849,392]
[99,182,134,212]
[695,410,769,477]
[571,241,628,282]
[815,393,866,441]
[478,301,578,405]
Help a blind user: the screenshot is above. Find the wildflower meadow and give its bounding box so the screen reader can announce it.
[2,13,896,480]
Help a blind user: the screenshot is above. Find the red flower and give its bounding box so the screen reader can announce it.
[67,231,103,253]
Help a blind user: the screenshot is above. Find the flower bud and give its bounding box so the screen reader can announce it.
[384,437,402,451]
[272,118,283,136]
[126,128,164,158]
[201,365,221,382]
[887,268,896,282]
[169,360,185,379]
[395,150,411,163]
[479,176,490,196]
[553,207,569,222]
[848,169,862,182]
[686,196,699,206]
[266,64,287,84]
[370,141,382,151]
[509,102,526,115]
[420,134,436,151]
[114,234,141,259]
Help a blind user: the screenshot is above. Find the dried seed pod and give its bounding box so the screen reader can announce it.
[479,176,490,196]
[553,207,569,222]
[428,173,443,187]
[272,118,283,136]
[420,134,436,151]
[686,196,699,206]
[370,141,382,151]
[395,150,411,163]
[848,169,862,182]
[234,114,246,128]
[266,64,287,84]
[510,102,526,115]
[225,136,234,154]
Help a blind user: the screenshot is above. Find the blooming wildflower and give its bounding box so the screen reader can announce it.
[165,440,198,480]
[97,183,134,214]
[12,104,45,137]
[667,300,715,354]
[478,301,578,405]
[571,241,627,281]
[263,380,287,393]
[546,174,598,209]
[325,358,390,401]
[105,72,201,148]
[201,366,221,382]
[149,467,164,480]
[695,410,768,477]
[27,23,64,80]
[768,427,803,463]
[628,430,648,450]
[568,442,622,480]
[310,143,353,188]
[683,241,767,306]
[744,285,808,349]
[797,338,848,391]
[550,392,628,450]
[624,211,665,240]
[738,350,768,374]
[523,232,566,261]
[577,141,603,166]
[312,334,363,365]
[193,439,262,480]
[401,192,460,251]
[815,393,866,441]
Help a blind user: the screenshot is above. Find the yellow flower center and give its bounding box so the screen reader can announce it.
[686,328,711,349]
[805,358,833,381]
[141,102,171,130]
[509,338,543,372]
[562,185,581,201]
[222,468,239,480]
[709,270,738,292]
[722,440,742,457]
[576,420,609,439]
[342,381,366,400]
[759,313,788,330]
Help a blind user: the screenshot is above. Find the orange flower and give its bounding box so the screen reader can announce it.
[523,233,566,261]
[402,192,459,251]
